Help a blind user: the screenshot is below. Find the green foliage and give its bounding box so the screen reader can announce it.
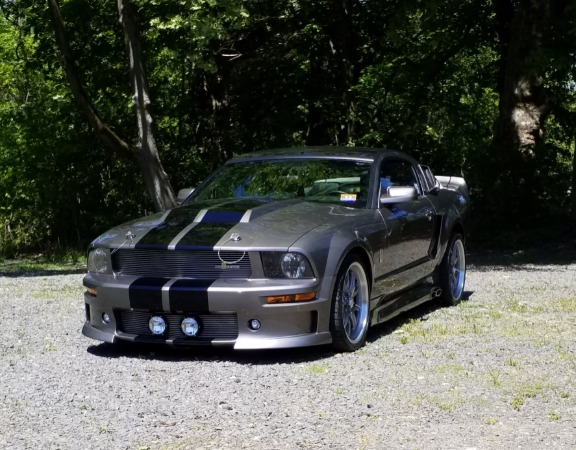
[0,6,148,257]
[0,0,575,254]
[0,251,84,272]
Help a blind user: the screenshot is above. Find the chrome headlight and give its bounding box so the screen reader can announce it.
[87,248,109,274]
[261,252,314,279]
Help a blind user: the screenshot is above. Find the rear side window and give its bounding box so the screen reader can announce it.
[420,165,438,192]
[379,159,421,196]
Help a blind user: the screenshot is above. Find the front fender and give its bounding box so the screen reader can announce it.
[289,212,382,298]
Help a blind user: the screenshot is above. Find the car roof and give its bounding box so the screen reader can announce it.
[229,146,399,163]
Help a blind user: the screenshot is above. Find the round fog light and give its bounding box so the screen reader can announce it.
[149,315,167,335]
[181,317,200,337]
[248,319,261,331]
[102,312,111,324]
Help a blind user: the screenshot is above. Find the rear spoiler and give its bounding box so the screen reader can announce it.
[436,176,469,198]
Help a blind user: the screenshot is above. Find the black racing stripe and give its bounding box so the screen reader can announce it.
[169,279,214,312]
[243,199,301,222]
[129,277,167,310]
[175,222,238,249]
[135,209,202,248]
[136,203,253,249]
[205,199,263,214]
[202,210,245,223]
[170,210,245,249]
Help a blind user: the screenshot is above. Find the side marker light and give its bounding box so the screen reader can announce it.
[266,292,317,304]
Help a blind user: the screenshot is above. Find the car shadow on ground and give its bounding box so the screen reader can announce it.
[366,290,473,344]
[86,291,474,365]
[86,341,337,365]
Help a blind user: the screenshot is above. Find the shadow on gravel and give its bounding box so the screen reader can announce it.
[86,341,337,365]
[0,268,85,278]
[86,291,475,365]
[366,290,474,344]
[467,238,576,268]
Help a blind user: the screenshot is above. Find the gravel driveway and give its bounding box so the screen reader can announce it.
[1,257,575,450]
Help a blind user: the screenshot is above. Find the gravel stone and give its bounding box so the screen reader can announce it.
[0,260,575,449]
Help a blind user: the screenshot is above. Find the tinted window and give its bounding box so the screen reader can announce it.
[379,160,421,196]
[420,165,438,192]
[189,159,372,208]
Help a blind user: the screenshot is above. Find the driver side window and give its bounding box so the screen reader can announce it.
[379,160,421,196]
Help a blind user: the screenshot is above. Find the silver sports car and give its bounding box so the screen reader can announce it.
[82,147,468,351]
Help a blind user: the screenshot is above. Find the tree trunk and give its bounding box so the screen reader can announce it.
[491,0,561,222]
[493,0,551,160]
[118,0,176,211]
[571,136,576,229]
[48,0,176,212]
[198,53,234,169]
[306,51,330,145]
[328,0,356,144]
[47,0,132,159]
[306,0,357,146]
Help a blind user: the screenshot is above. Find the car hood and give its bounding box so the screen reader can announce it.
[91,198,365,250]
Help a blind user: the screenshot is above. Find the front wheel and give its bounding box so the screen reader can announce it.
[330,255,370,352]
[438,233,466,306]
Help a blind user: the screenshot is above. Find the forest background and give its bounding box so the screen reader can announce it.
[1,0,575,258]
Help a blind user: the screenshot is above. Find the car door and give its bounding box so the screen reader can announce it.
[372,157,436,294]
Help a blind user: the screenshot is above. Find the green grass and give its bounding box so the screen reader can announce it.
[396,313,489,344]
[548,411,561,421]
[389,279,576,420]
[31,281,83,300]
[505,357,521,368]
[0,252,85,273]
[411,391,466,412]
[304,363,330,375]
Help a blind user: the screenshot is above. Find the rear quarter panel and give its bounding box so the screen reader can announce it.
[430,178,469,259]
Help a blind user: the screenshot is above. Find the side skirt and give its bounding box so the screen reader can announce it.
[370,281,436,326]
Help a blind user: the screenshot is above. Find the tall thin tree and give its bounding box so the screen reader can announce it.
[48,0,176,212]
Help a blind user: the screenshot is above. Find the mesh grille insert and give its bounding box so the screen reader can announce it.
[118,310,239,341]
[111,249,251,279]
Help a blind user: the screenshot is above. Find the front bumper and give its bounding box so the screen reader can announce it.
[82,273,334,349]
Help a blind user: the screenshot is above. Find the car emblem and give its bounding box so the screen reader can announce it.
[216,262,241,270]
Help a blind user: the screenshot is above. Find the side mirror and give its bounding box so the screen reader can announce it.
[176,188,194,205]
[380,186,417,205]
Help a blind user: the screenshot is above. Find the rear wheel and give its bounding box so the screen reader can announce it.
[330,255,370,352]
[438,233,466,306]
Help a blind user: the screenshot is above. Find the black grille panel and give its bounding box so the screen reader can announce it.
[118,310,239,341]
[111,249,251,279]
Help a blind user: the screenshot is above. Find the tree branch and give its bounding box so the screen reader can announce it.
[47,0,132,159]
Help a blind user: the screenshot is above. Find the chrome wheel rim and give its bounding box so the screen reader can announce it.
[449,239,466,300]
[341,262,369,344]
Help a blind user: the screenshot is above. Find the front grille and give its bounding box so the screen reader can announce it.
[118,310,239,341]
[111,249,251,279]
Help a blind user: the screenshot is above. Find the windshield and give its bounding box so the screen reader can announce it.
[189,158,372,208]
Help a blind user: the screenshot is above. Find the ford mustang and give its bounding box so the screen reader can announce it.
[82,147,468,351]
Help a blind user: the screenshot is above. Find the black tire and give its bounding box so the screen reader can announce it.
[438,233,466,306]
[330,255,370,352]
